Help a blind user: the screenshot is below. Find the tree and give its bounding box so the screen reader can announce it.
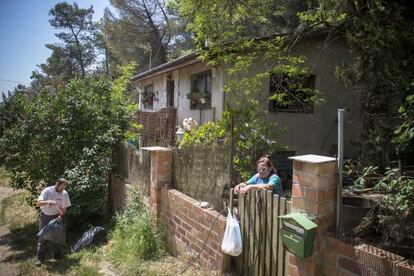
[300,0,414,168]
[176,0,323,181]
[102,0,193,72]
[0,64,137,224]
[32,2,97,86]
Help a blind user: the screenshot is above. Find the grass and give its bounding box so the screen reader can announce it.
[0,166,10,186]
[0,191,104,276]
[0,186,215,276]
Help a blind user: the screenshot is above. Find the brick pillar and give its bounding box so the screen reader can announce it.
[142,146,173,215]
[287,154,337,276]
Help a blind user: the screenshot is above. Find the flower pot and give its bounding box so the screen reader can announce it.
[340,196,378,233]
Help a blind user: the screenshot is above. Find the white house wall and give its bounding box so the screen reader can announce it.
[136,61,225,127]
[138,74,165,111]
[134,34,360,158]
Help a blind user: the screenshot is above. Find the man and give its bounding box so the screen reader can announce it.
[36,177,71,266]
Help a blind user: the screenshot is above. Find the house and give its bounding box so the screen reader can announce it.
[131,31,361,158]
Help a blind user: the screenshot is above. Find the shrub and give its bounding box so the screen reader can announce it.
[0,63,138,224]
[109,189,166,270]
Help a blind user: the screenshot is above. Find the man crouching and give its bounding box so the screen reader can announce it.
[35,177,71,266]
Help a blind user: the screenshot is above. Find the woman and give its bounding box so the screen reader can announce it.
[234,156,283,196]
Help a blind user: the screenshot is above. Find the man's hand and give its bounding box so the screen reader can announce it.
[57,215,63,222]
[47,200,56,206]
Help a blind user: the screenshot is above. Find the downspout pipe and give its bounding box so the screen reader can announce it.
[337,109,344,232]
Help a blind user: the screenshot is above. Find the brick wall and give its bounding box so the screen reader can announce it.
[322,236,414,276]
[287,155,337,276]
[144,146,230,272]
[160,188,228,271]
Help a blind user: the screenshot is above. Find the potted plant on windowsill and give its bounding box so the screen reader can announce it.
[187,90,211,108]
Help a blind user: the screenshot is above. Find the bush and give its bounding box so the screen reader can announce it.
[0,63,138,224]
[109,189,166,270]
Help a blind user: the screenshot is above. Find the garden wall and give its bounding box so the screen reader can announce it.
[108,142,151,214]
[322,235,414,275]
[173,143,231,212]
[286,155,414,276]
[145,147,230,272]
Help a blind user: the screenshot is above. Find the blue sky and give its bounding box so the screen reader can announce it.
[0,0,110,94]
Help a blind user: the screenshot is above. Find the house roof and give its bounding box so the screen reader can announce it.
[130,27,334,82]
[131,52,199,82]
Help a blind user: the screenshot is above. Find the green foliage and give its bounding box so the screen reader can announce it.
[374,169,414,215]
[180,110,286,181]
[352,165,379,189]
[176,0,323,182]
[102,0,193,74]
[32,2,98,87]
[109,189,165,268]
[180,120,228,147]
[393,81,414,155]
[0,64,137,224]
[335,1,414,168]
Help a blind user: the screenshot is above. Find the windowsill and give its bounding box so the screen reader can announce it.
[190,107,213,110]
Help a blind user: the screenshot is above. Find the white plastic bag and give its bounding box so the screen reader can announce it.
[221,208,242,256]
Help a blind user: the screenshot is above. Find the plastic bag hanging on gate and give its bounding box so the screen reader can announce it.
[221,208,242,256]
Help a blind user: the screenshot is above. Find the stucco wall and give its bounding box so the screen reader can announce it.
[134,34,360,158]
[136,62,225,126]
[269,35,360,158]
[222,34,360,158]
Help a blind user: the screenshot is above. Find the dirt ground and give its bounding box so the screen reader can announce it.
[0,186,23,276]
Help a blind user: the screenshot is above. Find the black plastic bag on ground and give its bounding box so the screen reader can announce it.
[37,218,66,245]
[71,226,106,253]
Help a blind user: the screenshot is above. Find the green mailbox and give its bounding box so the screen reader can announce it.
[279,213,317,259]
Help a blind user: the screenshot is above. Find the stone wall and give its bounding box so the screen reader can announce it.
[109,142,151,215]
[113,142,151,194]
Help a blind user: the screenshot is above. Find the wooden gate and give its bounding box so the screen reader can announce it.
[233,189,291,276]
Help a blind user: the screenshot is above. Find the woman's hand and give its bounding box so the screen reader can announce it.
[240,185,251,195]
[234,183,247,194]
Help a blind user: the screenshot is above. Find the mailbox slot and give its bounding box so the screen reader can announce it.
[283,221,305,235]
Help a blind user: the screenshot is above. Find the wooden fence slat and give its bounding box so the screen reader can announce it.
[277,197,286,276]
[249,191,255,276]
[243,194,249,276]
[284,200,291,276]
[238,193,245,273]
[256,191,262,276]
[260,191,267,276]
[236,190,291,276]
[272,195,280,276]
[265,190,273,276]
[253,191,260,276]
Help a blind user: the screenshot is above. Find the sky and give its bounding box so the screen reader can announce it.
[0,0,110,95]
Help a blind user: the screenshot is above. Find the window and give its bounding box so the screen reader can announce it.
[141,84,155,110]
[188,70,212,109]
[269,74,316,113]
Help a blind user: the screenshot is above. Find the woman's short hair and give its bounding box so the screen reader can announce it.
[257,155,277,174]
